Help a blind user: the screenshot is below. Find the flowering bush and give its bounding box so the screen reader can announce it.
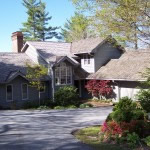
[101,121,123,138]
[85,80,113,99]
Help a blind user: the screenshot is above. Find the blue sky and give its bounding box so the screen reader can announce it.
[0,0,75,52]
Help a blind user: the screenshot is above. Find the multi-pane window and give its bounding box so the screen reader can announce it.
[84,54,91,64]
[6,85,13,101]
[55,63,72,85]
[22,84,28,100]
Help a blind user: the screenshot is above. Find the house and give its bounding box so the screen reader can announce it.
[0,31,149,108]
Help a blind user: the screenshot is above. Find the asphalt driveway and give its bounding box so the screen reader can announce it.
[0,107,112,150]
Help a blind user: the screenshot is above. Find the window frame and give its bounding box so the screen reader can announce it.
[6,84,13,102]
[21,83,28,100]
[84,54,91,65]
[55,64,72,86]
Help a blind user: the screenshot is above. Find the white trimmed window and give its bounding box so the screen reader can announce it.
[22,84,28,100]
[55,63,72,85]
[84,54,91,65]
[6,85,13,101]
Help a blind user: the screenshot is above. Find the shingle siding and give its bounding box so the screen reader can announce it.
[0,76,50,109]
[94,42,122,72]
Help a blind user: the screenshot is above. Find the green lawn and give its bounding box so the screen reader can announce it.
[74,126,129,150]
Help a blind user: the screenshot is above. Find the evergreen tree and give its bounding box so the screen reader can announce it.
[21,0,40,41]
[61,13,91,42]
[36,1,59,41]
[71,0,150,49]
[21,0,59,41]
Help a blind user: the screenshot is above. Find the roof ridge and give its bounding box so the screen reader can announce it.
[27,40,71,44]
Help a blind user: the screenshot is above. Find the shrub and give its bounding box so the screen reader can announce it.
[85,80,113,99]
[101,121,123,138]
[126,132,140,148]
[67,105,77,109]
[54,106,65,109]
[136,89,150,113]
[22,99,54,109]
[54,86,78,107]
[110,97,145,122]
[22,101,39,109]
[37,105,50,110]
[79,103,93,108]
[144,136,150,147]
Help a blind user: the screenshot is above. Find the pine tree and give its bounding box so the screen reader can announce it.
[21,0,59,41]
[71,0,150,49]
[61,13,90,42]
[21,0,40,41]
[36,1,59,41]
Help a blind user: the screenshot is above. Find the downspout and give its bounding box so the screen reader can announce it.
[49,62,55,101]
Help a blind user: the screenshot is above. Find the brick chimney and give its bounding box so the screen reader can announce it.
[11,31,23,53]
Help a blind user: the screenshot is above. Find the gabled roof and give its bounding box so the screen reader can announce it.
[0,53,35,83]
[22,36,124,60]
[71,37,104,54]
[88,50,150,81]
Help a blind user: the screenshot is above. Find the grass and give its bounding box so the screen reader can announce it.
[73,126,129,150]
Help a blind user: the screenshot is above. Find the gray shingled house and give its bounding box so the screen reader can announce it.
[0,31,149,108]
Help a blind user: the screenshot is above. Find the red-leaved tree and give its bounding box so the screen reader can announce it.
[85,80,113,99]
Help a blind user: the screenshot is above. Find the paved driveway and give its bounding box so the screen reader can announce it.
[0,107,112,150]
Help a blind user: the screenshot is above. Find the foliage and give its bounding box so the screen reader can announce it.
[54,106,65,109]
[37,105,50,110]
[35,1,59,41]
[79,103,93,108]
[74,126,127,150]
[21,0,59,41]
[144,136,150,147]
[54,86,78,107]
[136,89,150,113]
[67,105,77,109]
[26,63,48,91]
[22,99,53,109]
[126,132,140,148]
[110,97,146,123]
[71,0,150,48]
[85,80,113,99]
[101,121,122,138]
[61,12,90,42]
[22,100,39,109]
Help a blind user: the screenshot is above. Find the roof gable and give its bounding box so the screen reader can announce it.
[88,51,150,81]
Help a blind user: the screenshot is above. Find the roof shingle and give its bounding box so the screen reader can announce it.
[88,51,150,81]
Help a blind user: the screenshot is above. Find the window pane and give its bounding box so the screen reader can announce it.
[60,67,66,84]
[67,76,71,84]
[22,84,28,99]
[55,68,60,85]
[55,66,72,85]
[84,59,88,64]
[7,85,12,101]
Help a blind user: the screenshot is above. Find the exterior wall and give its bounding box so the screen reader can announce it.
[80,80,92,99]
[113,81,143,102]
[94,42,122,72]
[25,46,47,65]
[81,58,95,73]
[0,76,50,109]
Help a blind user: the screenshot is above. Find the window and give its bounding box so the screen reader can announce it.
[6,85,13,101]
[55,63,72,85]
[22,84,28,100]
[40,83,45,93]
[84,54,91,65]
